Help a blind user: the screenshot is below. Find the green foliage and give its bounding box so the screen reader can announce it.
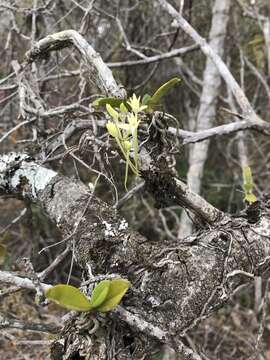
[92,78,181,189]
[91,77,181,113]
[89,280,110,308]
[92,97,127,109]
[45,284,92,311]
[242,166,257,204]
[146,77,181,112]
[96,279,130,312]
[45,279,130,313]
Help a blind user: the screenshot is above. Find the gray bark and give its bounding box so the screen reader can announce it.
[25,30,126,99]
[263,18,270,76]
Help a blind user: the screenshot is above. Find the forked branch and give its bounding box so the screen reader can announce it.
[25,30,126,99]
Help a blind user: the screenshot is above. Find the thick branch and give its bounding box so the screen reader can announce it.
[25,30,126,99]
[1,153,270,344]
[173,177,224,224]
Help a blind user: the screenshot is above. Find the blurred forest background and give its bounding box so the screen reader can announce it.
[1,0,270,359]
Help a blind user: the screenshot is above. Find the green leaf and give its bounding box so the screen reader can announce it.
[0,244,6,266]
[90,280,110,308]
[243,183,253,193]
[243,166,253,185]
[45,284,92,312]
[91,98,128,109]
[148,77,181,110]
[242,166,257,204]
[242,166,254,193]
[97,279,130,313]
[142,93,152,106]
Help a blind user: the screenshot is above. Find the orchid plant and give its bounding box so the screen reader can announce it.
[91,77,181,189]
[106,94,147,189]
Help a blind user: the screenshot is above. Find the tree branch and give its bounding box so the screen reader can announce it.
[157,0,259,120]
[25,30,126,99]
[168,117,270,144]
[2,153,270,357]
[107,44,198,67]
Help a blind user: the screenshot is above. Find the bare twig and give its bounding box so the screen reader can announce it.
[107,44,198,67]
[0,313,59,334]
[157,0,258,119]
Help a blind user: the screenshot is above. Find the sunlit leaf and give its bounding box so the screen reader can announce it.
[90,280,110,308]
[242,166,254,193]
[242,166,257,204]
[45,284,92,312]
[148,77,181,111]
[0,244,6,266]
[97,279,130,312]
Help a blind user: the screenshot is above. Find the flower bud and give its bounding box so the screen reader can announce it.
[106,121,119,138]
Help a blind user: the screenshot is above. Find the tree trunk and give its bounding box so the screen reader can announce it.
[179,0,231,238]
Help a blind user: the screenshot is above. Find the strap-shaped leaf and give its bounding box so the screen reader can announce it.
[242,166,257,204]
[91,97,128,109]
[148,77,181,110]
[242,166,254,193]
[45,284,92,312]
[90,280,110,308]
[97,279,130,313]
